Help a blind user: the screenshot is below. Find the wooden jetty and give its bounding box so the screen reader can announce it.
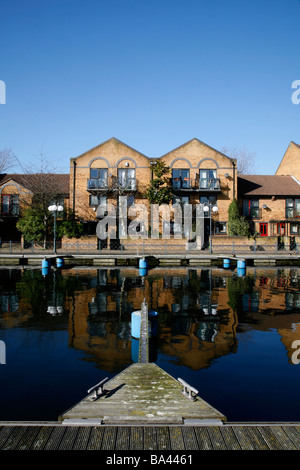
[60,363,226,425]
[1,422,300,450]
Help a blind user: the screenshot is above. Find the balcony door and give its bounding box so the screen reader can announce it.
[172,169,190,189]
[118,169,135,189]
[199,169,217,189]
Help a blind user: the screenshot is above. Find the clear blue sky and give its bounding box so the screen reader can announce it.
[1,0,299,174]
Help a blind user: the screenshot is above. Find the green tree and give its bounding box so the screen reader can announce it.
[143,161,173,205]
[16,207,48,243]
[227,199,250,236]
[57,208,83,238]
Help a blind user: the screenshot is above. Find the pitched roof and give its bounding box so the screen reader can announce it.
[159,137,235,162]
[0,173,70,195]
[238,175,300,197]
[72,137,150,161]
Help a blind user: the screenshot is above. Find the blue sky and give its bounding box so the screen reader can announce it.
[0,0,299,174]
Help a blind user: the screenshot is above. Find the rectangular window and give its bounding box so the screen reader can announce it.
[290,223,299,235]
[118,169,136,189]
[243,199,259,218]
[214,222,227,234]
[172,195,189,205]
[260,223,268,236]
[89,194,107,208]
[286,198,300,218]
[199,169,217,189]
[1,194,19,215]
[89,169,108,189]
[172,169,190,189]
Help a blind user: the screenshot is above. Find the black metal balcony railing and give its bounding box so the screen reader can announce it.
[172,178,221,191]
[87,178,108,190]
[87,177,137,191]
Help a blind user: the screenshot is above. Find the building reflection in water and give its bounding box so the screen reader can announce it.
[1,266,300,371]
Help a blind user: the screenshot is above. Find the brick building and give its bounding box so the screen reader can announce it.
[238,174,300,238]
[67,137,237,248]
[0,173,69,241]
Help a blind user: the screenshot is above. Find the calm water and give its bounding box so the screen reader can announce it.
[0,264,300,422]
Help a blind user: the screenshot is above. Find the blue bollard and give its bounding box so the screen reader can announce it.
[131,309,158,339]
[56,257,64,268]
[237,268,246,277]
[42,258,50,269]
[223,258,231,269]
[42,267,49,276]
[131,310,142,339]
[237,259,246,269]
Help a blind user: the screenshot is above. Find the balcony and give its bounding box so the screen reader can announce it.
[172,178,221,192]
[87,178,108,191]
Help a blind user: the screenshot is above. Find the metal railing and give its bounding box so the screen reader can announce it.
[172,178,221,191]
[0,239,298,255]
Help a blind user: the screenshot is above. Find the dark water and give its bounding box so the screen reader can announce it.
[0,265,300,422]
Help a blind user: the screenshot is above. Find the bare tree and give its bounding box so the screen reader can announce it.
[221,146,257,175]
[0,148,17,173]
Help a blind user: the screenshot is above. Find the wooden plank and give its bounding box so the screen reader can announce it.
[157,427,171,450]
[101,426,117,450]
[256,426,283,450]
[219,427,241,450]
[244,426,270,450]
[72,427,92,450]
[194,427,213,450]
[130,426,143,450]
[0,426,15,449]
[169,427,185,450]
[256,426,288,450]
[181,427,199,450]
[115,427,131,450]
[86,427,104,450]
[30,426,54,450]
[207,426,227,450]
[144,426,157,450]
[44,426,67,450]
[269,426,297,450]
[58,426,79,450]
[15,426,40,450]
[282,426,300,450]
[231,426,255,450]
[1,426,28,450]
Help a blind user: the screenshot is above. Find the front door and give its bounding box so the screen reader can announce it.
[260,223,268,236]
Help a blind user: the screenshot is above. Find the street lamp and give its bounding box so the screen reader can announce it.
[48,204,63,253]
[203,203,218,254]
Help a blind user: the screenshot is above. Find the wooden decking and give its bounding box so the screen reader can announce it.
[1,423,300,450]
[60,363,226,425]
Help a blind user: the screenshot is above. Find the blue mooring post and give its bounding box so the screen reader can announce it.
[223,258,231,269]
[56,257,64,268]
[237,259,246,277]
[139,257,148,276]
[42,258,50,276]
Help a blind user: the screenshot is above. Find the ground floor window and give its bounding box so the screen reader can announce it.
[214,221,227,234]
[290,223,299,235]
[260,223,268,236]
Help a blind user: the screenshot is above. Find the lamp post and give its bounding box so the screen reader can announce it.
[203,203,218,254]
[48,204,63,254]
